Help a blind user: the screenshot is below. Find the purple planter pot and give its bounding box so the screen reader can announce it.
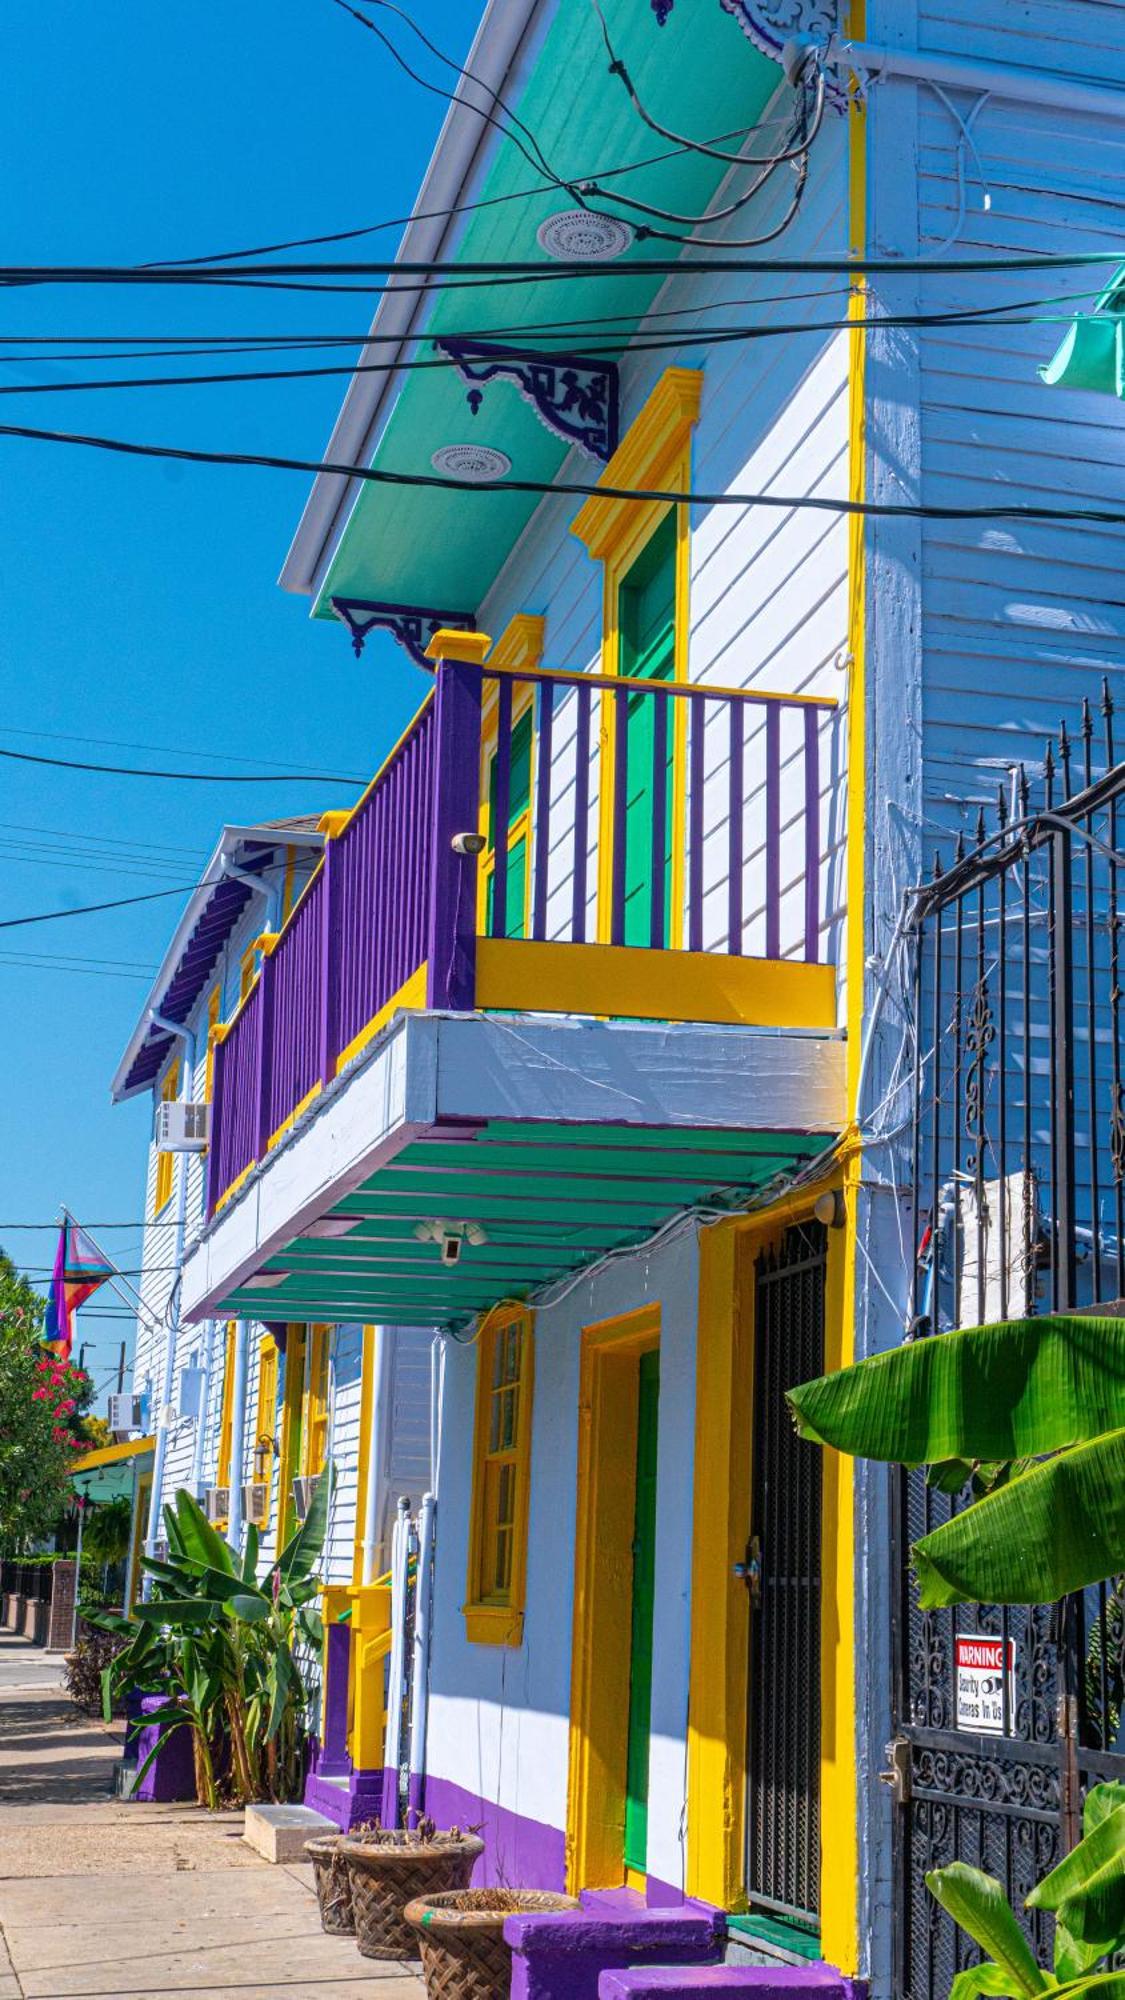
[130,1693,196,1803]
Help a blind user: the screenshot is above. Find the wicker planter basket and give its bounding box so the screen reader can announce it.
[404,1887,580,2000]
[345,1831,485,1961]
[305,1836,356,1936]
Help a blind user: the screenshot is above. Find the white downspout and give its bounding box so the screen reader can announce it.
[221,856,280,932]
[190,1318,218,1497]
[143,1012,196,1574]
[382,1497,411,1825]
[815,35,1125,122]
[226,1320,250,1552]
[406,1490,435,1828]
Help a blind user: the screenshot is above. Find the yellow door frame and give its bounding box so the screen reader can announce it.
[565,1302,661,1894]
[685,1163,859,1967]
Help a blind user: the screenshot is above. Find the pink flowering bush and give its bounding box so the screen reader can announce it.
[0,1251,94,1547]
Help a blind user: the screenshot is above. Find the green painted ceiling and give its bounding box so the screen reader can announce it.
[314,0,782,619]
[224,1118,824,1329]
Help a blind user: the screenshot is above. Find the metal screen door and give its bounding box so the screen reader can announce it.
[746,1220,826,1925]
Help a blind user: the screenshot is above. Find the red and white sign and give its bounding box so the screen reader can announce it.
[955,1635,1017,1735]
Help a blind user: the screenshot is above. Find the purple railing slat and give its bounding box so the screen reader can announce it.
[650,691,668,951]
[256,951,275,1159]
[728,700,744,955]
[804,707,820,964]
[490,676,512,941]
[765,703,781,961]
[572,682,591,945]
[532,679,554,942]
[688,692,705,955]
[426,661,482,1009]
[611,684,629,948]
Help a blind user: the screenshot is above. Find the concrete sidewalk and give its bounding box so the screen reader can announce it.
[0,1633,425,2000]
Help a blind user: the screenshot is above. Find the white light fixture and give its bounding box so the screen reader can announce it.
[431,443,511,484]
[303,1216,364,1240]
[413,1218,489,1267]
[536,209,634,263]
[242,1270,291,1290]
[813,1189,846,1230]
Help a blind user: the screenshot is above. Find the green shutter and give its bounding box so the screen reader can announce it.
[617,514,676,949]
[624,1347,660,1872]
[485,708,533,939]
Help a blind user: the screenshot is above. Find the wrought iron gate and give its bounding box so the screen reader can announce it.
[896,698,1125,2000]
[747,1220,826,1926]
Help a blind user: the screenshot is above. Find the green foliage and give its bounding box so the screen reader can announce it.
[63,1622,126,1717]
[80,1496,132,1567]
[0,1249,93,1550]
[92,1472,330,1809]
[928,1785,1125,1999]
[787,1315,1125,1607]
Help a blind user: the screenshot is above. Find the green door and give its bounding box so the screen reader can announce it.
[618,514,676,948]
[624,1347,660,1873]
[485,707,533,939]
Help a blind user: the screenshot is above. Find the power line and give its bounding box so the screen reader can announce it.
[0,881,219,932]
[0,818,205,857]
[0,724,369,778]
[0,957,151,981]
[0,743,362,783]
[4,412,1125,528]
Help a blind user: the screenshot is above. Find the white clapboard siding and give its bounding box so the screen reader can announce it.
[918,0,1125,82]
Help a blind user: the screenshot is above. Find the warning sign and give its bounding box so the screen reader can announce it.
[955,1634,1017,1735]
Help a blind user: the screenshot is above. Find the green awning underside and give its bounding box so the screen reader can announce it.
[224,1118,824,1329]
[313,0,784,619]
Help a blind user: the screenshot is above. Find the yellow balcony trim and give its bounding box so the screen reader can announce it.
[487,614,546,673]
[425,628,493,665]
[335,963,429,1076]
[266,1080,322,1155]
[474,938,837,1032]
[215,1158,257,1214]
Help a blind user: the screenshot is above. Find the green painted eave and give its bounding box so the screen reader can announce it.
[313,0,783,621]
[224,1118,822,1329]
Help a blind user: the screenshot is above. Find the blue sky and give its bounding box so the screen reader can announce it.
[0,0,471,1392]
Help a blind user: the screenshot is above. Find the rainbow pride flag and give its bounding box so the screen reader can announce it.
[44,1219,114,1360]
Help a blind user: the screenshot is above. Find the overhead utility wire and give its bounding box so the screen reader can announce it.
[2,250,1122,282]
[0,301,1098,400]
[0,744,364,783]
[0,880,229,932]
[5,414,1125,528]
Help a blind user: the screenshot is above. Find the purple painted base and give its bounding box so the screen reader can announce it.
[504,1896,724,2000]
[303,1765,386,1830]
[598,1974,866,1999]
[131,1694,196,1803]
[424,1773,567,1890]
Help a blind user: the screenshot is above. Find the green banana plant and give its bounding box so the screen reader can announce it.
[786,1315,1125,1607]
[927,1784,1125,1999]
[89,1470,329,1807]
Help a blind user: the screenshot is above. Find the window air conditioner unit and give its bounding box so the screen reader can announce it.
[155,1099,211,1154]
[242,1482,269,1527]
[108,1392,148,1439]
[291,1474,321,1522]
[204,1486,230,1524]
[151,1538,169,1564]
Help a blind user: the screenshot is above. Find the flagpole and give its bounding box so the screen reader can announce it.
[56,1208,163,1335]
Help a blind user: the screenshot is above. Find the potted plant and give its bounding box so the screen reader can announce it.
[342,1821,485,1960]
[305,1833,357,1936]
[404,1886,580,1999]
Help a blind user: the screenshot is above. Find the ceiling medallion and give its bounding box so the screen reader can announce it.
[536,209,635,263]
[430,443,512,484]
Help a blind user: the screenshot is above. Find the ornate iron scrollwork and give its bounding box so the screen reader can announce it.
[329,598,475,671]
[1112,1083,1125,1186]
[435,340,620,464]
[964,974,995,1180]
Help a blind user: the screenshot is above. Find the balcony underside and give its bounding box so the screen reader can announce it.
[182,1009,845,1330]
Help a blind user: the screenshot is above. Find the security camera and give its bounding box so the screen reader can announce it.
[451,831,486,856]
[440,1230,463,1266]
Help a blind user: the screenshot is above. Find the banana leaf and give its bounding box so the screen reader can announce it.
[913,1429,1125,1607]
[950,1964,1035,2000]
[926,1863,1048,1997]
[1028,1801,1125,1949]
[274,1461,330,1590]
[168,1488,238,1575]
[787,1317,1125,1465]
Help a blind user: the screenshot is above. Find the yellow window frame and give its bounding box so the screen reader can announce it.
[464,1304,535,1647]
[570,368,702,951]
[253,1334,280,1528]
[204,983,222,1103]
[153,1059,180,1215]
[302,1323,331,1478]
[239,941,260,1004]
[276,1323,307,1548]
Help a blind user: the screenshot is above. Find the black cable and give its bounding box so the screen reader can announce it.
[2,250,1121,280]
[0,884,219,932]
[0,744,363,782]
[9,412,1125,528]
[0,725,364,778]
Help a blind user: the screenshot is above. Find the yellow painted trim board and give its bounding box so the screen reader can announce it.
[352,1327,378,1586]
[487,613,546,673]
[463,1304,534,1648]
[276,1324,306,1551]
[475,937,837,1031]
[72,1433,156,1472]
[566,1304,660,1894]
[266,1079,322,1155]
[334,963,429,1075]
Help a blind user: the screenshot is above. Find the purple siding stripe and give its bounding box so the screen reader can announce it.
[803,706,820,964]
[765,702,781,961]
[572,683,591,945]
[650,691,668,951]
[688,692,705,955]
[490,676,512,941]
[728,700,744,955]
[532,679,553,943]
[611,685,629,948]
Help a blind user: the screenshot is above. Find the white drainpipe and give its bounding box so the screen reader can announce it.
[143,1011,196,1574]
[406,1490,436,1828]
[382,1498,412,1823]
[808,34,1125,122]
[189,1317,219,1496]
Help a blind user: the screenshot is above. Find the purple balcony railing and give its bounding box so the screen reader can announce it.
[207,658,838,1214]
